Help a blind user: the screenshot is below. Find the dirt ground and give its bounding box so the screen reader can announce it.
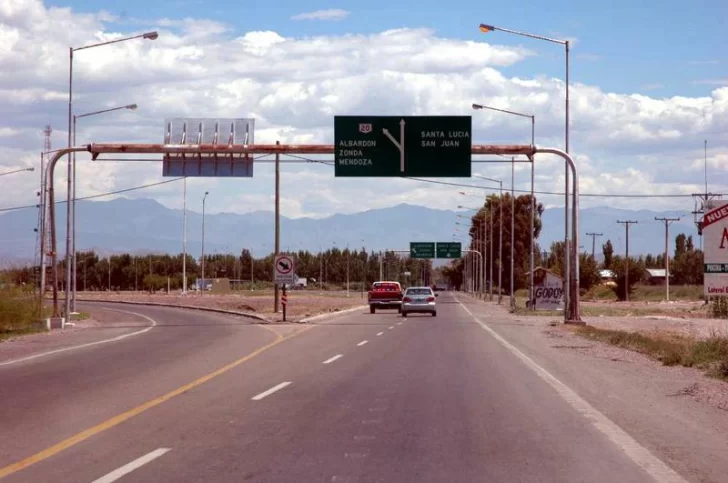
[73,290,368,322]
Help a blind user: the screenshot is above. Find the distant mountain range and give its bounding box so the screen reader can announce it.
[0,198,698,265]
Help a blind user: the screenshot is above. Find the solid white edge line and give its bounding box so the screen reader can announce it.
[323,354,344,364]
[251,381,292,401]
[357,340,368,346]
[0,308,158,368]
[456,298,687,483]
[376,332,384,336]
[91,447,171,483]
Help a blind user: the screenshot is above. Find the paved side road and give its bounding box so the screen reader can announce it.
[0,295,701,482]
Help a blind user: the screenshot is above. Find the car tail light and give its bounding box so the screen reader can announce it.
[403,297,412,303]
[426,296,435,302]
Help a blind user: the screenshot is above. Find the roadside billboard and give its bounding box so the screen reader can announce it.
[530,267,564,311]
[702,201,728,296]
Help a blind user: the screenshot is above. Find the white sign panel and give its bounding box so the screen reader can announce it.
[533,269,564,311]
[702,201,728,296]
[274,255,296,285]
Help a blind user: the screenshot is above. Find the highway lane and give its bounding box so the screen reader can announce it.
[0,295,677,482]
[0,302,277,467]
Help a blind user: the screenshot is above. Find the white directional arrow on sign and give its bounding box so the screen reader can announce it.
[383,119,406,173]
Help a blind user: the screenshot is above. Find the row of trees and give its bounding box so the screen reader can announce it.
[4,248,434,292]
[542,233,704,300]
[439,192,705,300]
[443,193,544,292]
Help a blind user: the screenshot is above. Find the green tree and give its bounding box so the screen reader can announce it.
[602,239,614,269]
[469,194,544,294]
[609,256,645,301]
[579,252,601,293]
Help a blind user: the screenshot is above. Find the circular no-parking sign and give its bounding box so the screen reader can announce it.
[275,255,294,275]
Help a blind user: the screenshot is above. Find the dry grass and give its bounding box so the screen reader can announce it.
[1,286,47,340]
[74,290,367,322]
[574,326,728,381]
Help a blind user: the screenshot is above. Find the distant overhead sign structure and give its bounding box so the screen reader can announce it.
[410,242,436,259]
[436,242,462,259]
[334,116,472,177]
[162,118,255,177]
[702,201,728,296]
[274,254,296,285]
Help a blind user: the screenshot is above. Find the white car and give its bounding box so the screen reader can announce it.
[401,286,437,317]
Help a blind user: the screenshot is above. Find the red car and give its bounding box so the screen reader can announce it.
[367,281,403,314]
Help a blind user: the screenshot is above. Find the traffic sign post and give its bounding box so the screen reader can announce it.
[334,116,472,177]
[274,254,296,286]
[436,242,462,259]
[281,285,288,322]
[410,242,436,259]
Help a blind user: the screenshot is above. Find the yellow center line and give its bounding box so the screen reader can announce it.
[0,324,315,479]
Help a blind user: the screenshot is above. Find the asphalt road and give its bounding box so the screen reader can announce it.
[0,295,679,482]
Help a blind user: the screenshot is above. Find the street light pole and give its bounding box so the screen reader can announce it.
[510,157,516,311]
[472,106,535,307]
[66,30,157,319]
[201,191,209,295]
[477,23,571,314]
[71,103,136,311]
[0,167,34,177]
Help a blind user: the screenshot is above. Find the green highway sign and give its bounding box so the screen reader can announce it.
[436,242,462,259]
[334,116,472,177]
[410,242,436,259]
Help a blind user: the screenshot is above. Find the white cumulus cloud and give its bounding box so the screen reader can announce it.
[291,9,350,21]
[0,0,726,223]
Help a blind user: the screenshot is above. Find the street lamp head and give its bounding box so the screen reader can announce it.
[479,24,495,33]
[205,191,209,195]
[27,167,35,172]
[472,104,484,110]
[143,31,159,40]
[125,104,138,111]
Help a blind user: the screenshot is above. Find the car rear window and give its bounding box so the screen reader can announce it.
[406,288,433,295]
[373,283,399,291]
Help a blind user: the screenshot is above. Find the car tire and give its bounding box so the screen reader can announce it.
[401,312,407,317]
[397,306,402,313]
[370,306,375,314]
[432,311,437,317]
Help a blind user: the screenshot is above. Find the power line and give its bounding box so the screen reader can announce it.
[405,177,718,198]
[616,220,638,302]
[0,177,185,213]
[655,216,680,301]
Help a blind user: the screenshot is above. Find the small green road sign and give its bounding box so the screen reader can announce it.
[410,242,436,259]
[436,242,462,259]
[334,116,472,177]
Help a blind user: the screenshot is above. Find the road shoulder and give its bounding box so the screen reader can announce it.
[456,295,728,483]
[0,306,155,365]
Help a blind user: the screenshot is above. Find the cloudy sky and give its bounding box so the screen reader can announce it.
[0,0,726,220]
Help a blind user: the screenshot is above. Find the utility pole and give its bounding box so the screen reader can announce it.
[274,140,280,313]
[655,216,680,301]
[616,221,638,302]
[586,232,603,260]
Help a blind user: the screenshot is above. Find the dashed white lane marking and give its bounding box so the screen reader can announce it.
[323,354,343,364]
[0,309,157,368]
[91,448,171,483]
[344,453,368,459]
[376,332,384,336]
[251,382,292,401]
[388,326,394,330]
[456,299,688,483]
[357,340,368,347]
[361,419,383,424]
[396,322,403,325]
